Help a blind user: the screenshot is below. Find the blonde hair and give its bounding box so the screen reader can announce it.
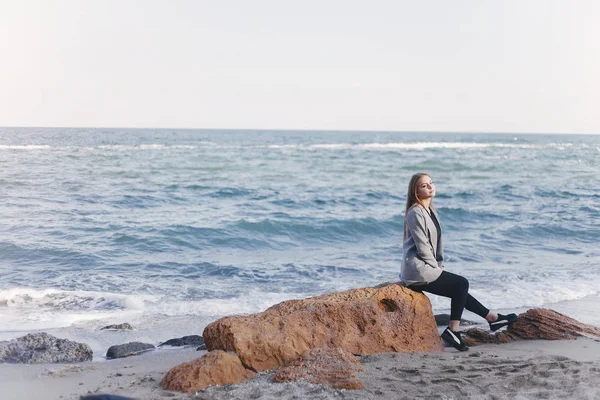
[403,172,435,239]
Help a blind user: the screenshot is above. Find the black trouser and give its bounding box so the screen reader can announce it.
[412,271,489,321]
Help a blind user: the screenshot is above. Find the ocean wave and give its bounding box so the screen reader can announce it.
[435,207,506,224]
[500,224,599,244]
[121,216,405,252]
[227,216,402,243]
[207,187,253,198]
[0,241,102,267]
[97,144,210,150]
[0,144,210,152]
[164,184,211,191]
[0,286,306,332]
[0,142,561,152]
[0,287,147,311]
[463,262,600,311]
[270,192,403,209]
[0,287,154,331]
[4,262,600,334]
[0,145,53,150]
[159,225,273,250]
[534,188,600,200]
[253,142,541,151]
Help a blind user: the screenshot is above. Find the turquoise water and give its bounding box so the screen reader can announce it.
[1,128,599,351]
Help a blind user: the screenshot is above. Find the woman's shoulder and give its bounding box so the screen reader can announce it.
[407,204,427,216]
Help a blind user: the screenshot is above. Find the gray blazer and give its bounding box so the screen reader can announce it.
[400,204,444,286]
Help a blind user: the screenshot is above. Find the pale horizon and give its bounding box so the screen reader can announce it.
[1,1,599,134]
[1,125,598,136]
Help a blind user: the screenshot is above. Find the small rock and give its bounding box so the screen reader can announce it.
[80,395,135,400]
[100,323,134,331]
[158,335,204,347]
[160,350,255,394]
[106,342,155,359]
[0,332,93,364]
[196,343,207,351]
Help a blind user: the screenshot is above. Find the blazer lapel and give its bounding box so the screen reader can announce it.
[429,208,443,262]
[423,210,438,259]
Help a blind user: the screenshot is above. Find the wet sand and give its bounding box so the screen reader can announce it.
[2,338,600,400]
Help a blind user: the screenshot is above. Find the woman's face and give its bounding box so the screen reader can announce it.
[416,175,435,201]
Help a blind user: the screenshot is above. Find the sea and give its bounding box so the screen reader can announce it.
[1,127,599,357]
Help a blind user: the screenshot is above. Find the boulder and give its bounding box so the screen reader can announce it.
[203,283,443,372]
[106,342,155,359]
[100,323,134,331]
[159,335,204,347]
[274,347,364,390]
[0,332,93,364]
[463,308,600,346]
[160,350,255,394]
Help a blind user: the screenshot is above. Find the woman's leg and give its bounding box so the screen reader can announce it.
[421,271,491,329]
[465,294,490,319]
[420,271,518,343]
[421,271,469,326]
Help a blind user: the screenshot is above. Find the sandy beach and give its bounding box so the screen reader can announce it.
[2,336,600,400]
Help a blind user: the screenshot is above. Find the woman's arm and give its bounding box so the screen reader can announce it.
[405,209,440,269]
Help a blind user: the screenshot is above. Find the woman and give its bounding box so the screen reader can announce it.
[401,172,517,351]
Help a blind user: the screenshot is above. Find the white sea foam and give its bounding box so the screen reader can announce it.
[359,142,531,150]
[0,287,306,333]
[145,290,306,318]
[172,145,200,149]
[249,142,541,151]
[0,145,53,150]
[3,270,600,335]
[0,142,573,152]
[92,143,213,150]
[0,288,153,332]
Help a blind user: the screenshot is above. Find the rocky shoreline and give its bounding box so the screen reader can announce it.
[2,283,600,400]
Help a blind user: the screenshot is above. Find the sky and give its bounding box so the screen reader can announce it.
[0,0,599,133]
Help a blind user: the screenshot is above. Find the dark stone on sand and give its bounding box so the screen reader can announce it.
[106,342,155,359]
[100,323,134,331]
[0,332,93,364]
[80,395,135,400]
[158,335,204,347]
[434,313,478,326]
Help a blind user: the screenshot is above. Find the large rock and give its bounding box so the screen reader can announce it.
[463,308,600,346]
[160,350,255,394]
[0,332,93,364]
[106,342,155,359]
[203,283,443,371]
[274,347,364,389]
